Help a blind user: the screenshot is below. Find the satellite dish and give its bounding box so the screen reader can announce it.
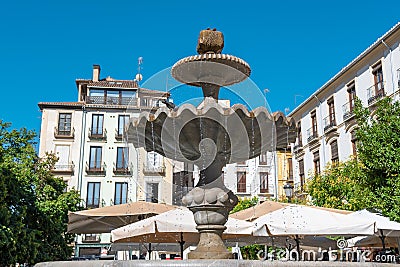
[135,73,143,81]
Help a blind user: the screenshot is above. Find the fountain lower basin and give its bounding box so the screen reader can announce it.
[35,260,397,267]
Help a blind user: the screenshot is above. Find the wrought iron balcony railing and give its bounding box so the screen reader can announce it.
[89,128,107,140]
[54,127,75,139]
[113,163,132,175]
[86,96,138,106]
[306,127,318,143]
[82,234,101,243]
[85,162,106,176]
[342,101,355,121]
[53,162,75,173]
[143,164,166,174]
[323,115,336,133]
[367,82,385,105]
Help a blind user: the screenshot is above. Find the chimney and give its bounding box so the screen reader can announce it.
[92,64,101,82]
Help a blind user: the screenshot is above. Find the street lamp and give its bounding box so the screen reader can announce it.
[283,183,294,203]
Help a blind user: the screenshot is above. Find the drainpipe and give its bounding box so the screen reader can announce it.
[77,105,87,197]
[381,40,396,98]
[74,104,87,257]
[313,95,326,169]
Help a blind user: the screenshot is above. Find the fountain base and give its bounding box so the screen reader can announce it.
[187,228,232,259]
[182,184,238,259]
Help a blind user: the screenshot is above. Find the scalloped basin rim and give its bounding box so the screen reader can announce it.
[129,102,273,124]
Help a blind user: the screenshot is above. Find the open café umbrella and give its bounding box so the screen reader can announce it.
[347,209,400,249]
[229,200,350,222]
[253,205,376,237]
[68,202,177,234]
[111,207,254,258]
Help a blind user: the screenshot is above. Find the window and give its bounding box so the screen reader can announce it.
[259,152,268,165]
[89,146,102,169]
[259,172,269,193]
[118,115,130,136]
[58,113,72,135]
[83,234,99,242]
[114,182,128,205]
[311,111,317,137]
[54,145,70,171]
[116,147,129,170]
[299,159,305,190]
[237,171,246,193]
[331,140,339,165]
[328,98,336,125]
[146,183,159,203]
[147,151,161,166]
[351,130,357,156]
[373,62,384,95]
[347,82,356,112]
[313,151,320,175]
[297,121,302,146]
[288,157,293,181]
[87,182,100,208]
[91,114,104,135]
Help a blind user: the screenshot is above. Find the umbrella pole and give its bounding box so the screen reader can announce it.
[295,235,301,261]
[179,232,185,260]
[379,229,386,251]
[148,243,152,260]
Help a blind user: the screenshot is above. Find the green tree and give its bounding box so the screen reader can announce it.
[353,97,400,221]
[0,121,81,266]
[307,97,400,221]
[231,197,264,259]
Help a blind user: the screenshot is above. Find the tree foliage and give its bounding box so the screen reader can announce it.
[231,197,264,259]
[0,121,81,266]
[307,97,400,221]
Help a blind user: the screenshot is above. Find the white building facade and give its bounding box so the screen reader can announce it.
[290,23,400,196]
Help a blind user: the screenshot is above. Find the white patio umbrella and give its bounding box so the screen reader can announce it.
[253,205,376,237]
[251,205,376,258]
[111,207,254,257]
[347,235,400,248]
[346,209,400,249]
[68,202,177,234]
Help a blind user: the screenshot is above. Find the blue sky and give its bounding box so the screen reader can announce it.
[1,0,399,134]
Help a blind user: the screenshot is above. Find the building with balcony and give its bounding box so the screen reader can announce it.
[290,22,400,197]
[38,64,174,257]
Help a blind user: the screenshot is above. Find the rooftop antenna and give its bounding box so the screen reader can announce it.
[135,56,143,87]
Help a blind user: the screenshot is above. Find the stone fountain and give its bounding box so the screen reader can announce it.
[36,30,395,267]
[127,29,295,259]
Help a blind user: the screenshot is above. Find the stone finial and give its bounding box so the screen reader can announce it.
[197,28,224,54]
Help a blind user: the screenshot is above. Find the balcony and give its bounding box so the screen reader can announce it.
[143,164,166,174]
[306,127,318,143]
[342,101,355,121]
[367,83,385,105]
[54,127,74,139]
[89,128,107,140]
[86,96,138,107]
[115,129,127,141]
[86,162,106,176]
[323,115,337,133]
[113,163,132,176]
[293,140,303,154]
[53,162,75,174]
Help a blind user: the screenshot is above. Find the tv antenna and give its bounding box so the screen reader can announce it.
[135,57,143,85]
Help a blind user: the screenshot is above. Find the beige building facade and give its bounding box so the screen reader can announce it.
[38,65,174,257]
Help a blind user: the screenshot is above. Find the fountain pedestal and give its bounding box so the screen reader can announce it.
[182,182,238,259]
